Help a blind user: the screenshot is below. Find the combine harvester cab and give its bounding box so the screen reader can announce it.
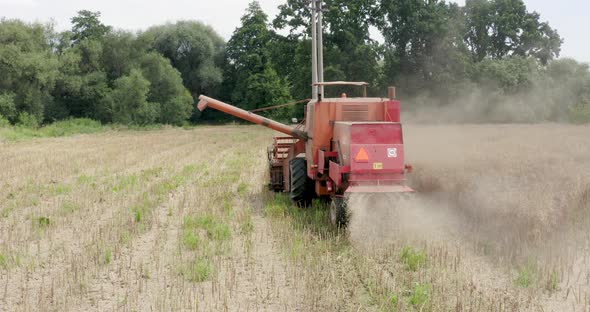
[197,0,413,227]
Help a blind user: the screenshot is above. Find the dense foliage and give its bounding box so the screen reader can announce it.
[0,0,589,126]
[0,13,222,126]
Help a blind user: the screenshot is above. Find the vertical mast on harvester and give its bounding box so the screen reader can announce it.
[317,0,324,99]
[311,0,324,100]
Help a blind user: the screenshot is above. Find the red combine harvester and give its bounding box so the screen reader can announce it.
[197,1,413,226]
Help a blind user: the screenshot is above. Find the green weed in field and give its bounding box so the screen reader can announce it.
[400,246,427,271]
[240,215,254,235]
[181,164,198,175]
[263,196,289,218]
[104,248,112,265]
[0,252,21,269]
[1,203,16,218]
[388,295,399,307]
[34,216,51,228]
[154,169,194,196]
[515,259,538,287]
[134,209,143,223]
[183,231,200,250]
[237,182,248,195]
[77,174,95,185]
[198,174,238,187]
[28,197,40,207]
[113,174,139,192]
[183,214,230,255]
[408,284,430,307]
[545,270,559,292]
[180,258,213,283]
[0,253,7,269]
[210,222,231,242]
[130,197,154,224]
[120,230,132,245]
[186,215,231,242]
[222,199,233,216]
[60,201,80,214]
[49,183,71,195]
[140,167,163,179]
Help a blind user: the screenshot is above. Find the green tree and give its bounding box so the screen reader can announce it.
[376,0,467,95]
[71,10,111,44]
[463,0,561,64]
[274,0,381,98]
[0,93,17,123]
[541,59,590,122]
[50,29,111,121]
[463,0,494,62]
[109,69,159,125]
[139,21,225,98]
[0,19,58,123]
[472,56,538,93]
[139,53,193,125]
[102,31,147,80]
[224,1,291,115]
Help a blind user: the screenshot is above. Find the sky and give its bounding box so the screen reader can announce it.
[0,0,587,63]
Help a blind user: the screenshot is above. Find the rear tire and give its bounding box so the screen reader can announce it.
[289,158,312,206]
[330,197,348,227]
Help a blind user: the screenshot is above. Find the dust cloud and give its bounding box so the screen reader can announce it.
[402,79,584,124]
[347,193,460,247]
[347,124,590,266]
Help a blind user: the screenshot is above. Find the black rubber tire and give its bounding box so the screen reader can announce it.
[330,197,348,227]
[289,157,312,207]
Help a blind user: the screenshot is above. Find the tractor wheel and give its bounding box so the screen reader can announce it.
[289,157,312,207]
[330,196,348,227]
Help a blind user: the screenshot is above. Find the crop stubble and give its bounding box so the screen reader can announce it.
[0,124,588,311]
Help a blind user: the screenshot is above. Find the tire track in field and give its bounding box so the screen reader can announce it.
[0,129,193,221]
[41,128,258,311]
[71,128,288,311]
[194,142,305,311]
[75,189,186,311]
[0,129,236,311]
[1,128,222,247]
[0,133,194,262]
[0,168,179,311]
[73,148,235,311]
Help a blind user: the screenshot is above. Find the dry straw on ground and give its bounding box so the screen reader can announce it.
[0,124,589,311]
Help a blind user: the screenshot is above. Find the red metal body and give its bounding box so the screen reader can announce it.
[197,85,413,198]
[331,122,408,193]
[303,96,411,195]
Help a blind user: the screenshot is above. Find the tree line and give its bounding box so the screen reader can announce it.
[1,0,589,126]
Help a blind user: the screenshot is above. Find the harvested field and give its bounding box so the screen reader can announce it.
[0,124,589,311]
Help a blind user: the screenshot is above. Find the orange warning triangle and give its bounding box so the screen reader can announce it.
[355,147,369,162]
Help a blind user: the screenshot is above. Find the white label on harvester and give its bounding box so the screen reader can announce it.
[387,148,398,158]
